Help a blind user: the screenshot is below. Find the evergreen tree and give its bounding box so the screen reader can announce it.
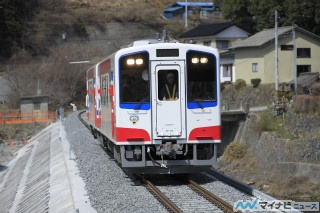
[0,0,38,58]
[248,0,283,32]
[282,0,320,35]
[217,0,320,35]
[215,0,255,33]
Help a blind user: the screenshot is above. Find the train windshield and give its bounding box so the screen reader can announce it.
[186,51,217,104]
[119,52,150,106]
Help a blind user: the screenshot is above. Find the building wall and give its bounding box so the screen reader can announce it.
[295,31,320,72]
[21,99,34,113]
[234,31,320,84]
[234,47,266,84]
[20,97,49,113]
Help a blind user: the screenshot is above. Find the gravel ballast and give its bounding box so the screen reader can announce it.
[64,112,167,213]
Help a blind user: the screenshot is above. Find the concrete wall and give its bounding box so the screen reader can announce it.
[234,112,320,182]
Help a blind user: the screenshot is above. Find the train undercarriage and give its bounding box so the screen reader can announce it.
[92,127,217,174]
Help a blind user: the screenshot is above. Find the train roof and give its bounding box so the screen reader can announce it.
[121,30,179,48]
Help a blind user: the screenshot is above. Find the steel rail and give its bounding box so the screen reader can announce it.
[138,175,183,213]
[188,179,239,213]
[78,110,90,129]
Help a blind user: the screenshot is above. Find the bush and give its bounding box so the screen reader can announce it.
[224,141,247,163]
[254,111,273,132]
[251,78,261,88]
[235,79,246,91]
[311,82,320,96]
[292,95,320,113]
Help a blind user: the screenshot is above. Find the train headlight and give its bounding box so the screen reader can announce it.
[191,57,199,64]
[135,58,143,65]
[200,57,208,63]
[127,59,135,65]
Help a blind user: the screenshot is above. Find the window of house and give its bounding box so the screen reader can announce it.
[252,63,258,72]
[297,48,311,58]
[203,40,211,47]
[281,45,293,51]
[216,40,229,49]
[222,64,232,77]
[297,65,311,75]
[200,10,208,19]
[34,102,41,110]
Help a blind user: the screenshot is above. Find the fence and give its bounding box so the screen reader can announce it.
[221,101,249,113]
[0,111,57,125]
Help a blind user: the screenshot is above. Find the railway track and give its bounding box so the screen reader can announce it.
[187,179,236,213]
[79,110,242,212]
[79,111,237,212]
[139,176,240,213]
[138,175,183,213]
[78,110,89,129]
[138,174,239,213]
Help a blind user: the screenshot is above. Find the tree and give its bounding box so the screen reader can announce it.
[215,0,255,33]
[217,0,320,35]
[0,0,38,58]
[282,0,320,35]
[248,0,283,32]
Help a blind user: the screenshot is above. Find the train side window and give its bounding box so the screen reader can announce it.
[101,74,109,106]
[158,69,179,101]
[88,79,94,104]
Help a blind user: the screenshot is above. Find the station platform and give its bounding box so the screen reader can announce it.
[0,121,96,213]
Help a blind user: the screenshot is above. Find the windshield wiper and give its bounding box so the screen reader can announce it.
[134,97,149,110]
[195,101,204,109]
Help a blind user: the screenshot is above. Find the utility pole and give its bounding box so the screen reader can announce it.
[185,0,188,28]
[62,31,67,58]
[292,24,297,94]
[274,10,279,91]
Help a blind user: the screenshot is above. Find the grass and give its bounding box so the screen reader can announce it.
[223,141,248,163]
[253,111,300,140]
[310,191,320,201]
[0,123,48,143]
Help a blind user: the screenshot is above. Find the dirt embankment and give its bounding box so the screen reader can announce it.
[216,111,320,201]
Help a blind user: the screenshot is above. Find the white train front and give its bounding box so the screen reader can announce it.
[86,37,221,174]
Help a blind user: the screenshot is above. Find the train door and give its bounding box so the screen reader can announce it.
[151,61,186,139]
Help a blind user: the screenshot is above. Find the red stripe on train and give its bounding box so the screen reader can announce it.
[116,127,151,142]
[188,126,221,141]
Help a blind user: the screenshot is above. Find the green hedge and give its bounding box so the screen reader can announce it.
[251,78,261,87]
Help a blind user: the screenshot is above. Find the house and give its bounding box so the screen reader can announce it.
[163,2,221,20]
[180,22,250,82]
[20,96,49,115]
[230,26,320,85]
[0,76,10,104]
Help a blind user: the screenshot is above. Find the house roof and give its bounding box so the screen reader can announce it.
[164,6,183,12]
[230,26,320,49]
[164,2,214,13]
[175,2,213,7]
[20,96,49,100]
[180,22,235,38]
[287,72,319,87]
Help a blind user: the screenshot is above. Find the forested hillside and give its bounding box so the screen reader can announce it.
[1,0,319,109]
[0,0,182,108]
[215,0,320,35]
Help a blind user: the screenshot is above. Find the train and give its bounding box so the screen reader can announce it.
[86,32,221,174]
